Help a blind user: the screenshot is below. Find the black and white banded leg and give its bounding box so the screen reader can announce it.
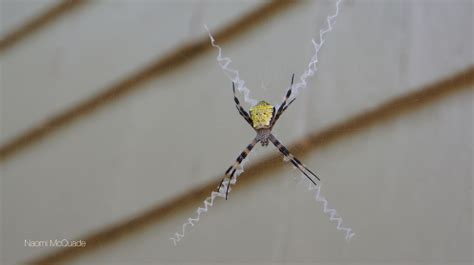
[232,82,253,126]
[272,74,296,126]
[268,134,320,186]
[218,138,259,199]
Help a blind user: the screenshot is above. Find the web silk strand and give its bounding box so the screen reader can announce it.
[169,180,228,245]
[204,25,258,107]
[308,183,355,241]
[171,0,346,245]
[170,161,247,245]
[287,0,342,103]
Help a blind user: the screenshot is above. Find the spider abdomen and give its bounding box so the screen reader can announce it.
[249,101,274,129]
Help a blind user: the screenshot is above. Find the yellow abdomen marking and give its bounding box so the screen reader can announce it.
[250,101,274,129]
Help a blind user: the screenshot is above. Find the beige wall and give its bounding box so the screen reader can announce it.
[1,0,472,264]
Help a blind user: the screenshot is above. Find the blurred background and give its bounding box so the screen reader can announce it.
[0,0,472,264]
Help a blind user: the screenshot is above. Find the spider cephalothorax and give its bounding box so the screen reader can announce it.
[219,74,320,199]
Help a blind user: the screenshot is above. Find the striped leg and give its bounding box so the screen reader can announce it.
[218,138,259,199]
[232,82,253,127]
[268,134,320,186]
[282,98,296,113]
[271,74,296,126]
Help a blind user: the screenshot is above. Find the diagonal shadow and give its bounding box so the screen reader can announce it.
[0,0,89,52]
[27,67,473,265]
[0,0,294,162]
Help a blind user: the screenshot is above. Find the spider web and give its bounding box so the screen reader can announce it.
[294,169,356,241]
[204,24,258,107]
[286,0,343,105]
[170,157,248,246]
[170,0,350,245]
[206,0,343,109]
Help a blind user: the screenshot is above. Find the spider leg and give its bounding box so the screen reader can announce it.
[232,82,253,127]
[282,98,296,112]
[218,138,259,199]
[271,73,296,126]
[268,134,320,186]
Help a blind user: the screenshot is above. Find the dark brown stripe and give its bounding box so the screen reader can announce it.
[26,67,473,265]
[0,0,89,52]
[0,0,295,162]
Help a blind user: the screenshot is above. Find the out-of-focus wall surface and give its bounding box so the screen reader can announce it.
[0,0,472,264]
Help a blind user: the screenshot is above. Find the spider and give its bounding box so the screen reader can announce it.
[218,74,320,199]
